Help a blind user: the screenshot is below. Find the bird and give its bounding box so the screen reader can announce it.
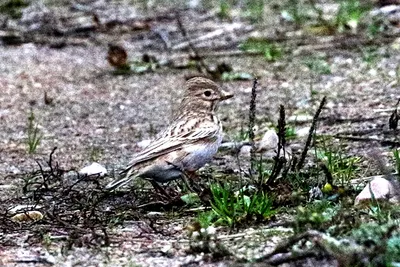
[106,77,233,191]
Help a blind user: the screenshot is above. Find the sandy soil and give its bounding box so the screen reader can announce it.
[0,1,399,266]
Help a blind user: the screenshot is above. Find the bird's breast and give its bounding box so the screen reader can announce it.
[181,134,223,171]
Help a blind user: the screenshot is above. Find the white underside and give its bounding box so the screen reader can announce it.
[181,134,223,171]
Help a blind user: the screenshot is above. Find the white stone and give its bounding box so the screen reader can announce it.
[288,114,313,123]
[11,211,43,222]
[257,129,278,152]
[79,163,107,177]
[9,204,43,214]
[354,177,400,206]
[325,101,335,109]
[161,244,172,254]
[370,5,400,16]
[296,127,310,137]
[206,226,217,235]
[239,145,252,158]
[95,128,104,134]
[191,231,200,239]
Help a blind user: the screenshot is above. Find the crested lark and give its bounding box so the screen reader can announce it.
[106,77,233,190]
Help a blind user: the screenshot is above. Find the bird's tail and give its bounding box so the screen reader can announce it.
[105,168,135,190]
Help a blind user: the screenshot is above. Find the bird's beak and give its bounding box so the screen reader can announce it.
[220,89,234,100]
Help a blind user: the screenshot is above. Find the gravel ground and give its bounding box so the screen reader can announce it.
[1,1,400,266]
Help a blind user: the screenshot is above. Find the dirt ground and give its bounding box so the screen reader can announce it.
[1,0,400,266]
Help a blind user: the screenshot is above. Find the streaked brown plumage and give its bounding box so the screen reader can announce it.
[106,77,233,190]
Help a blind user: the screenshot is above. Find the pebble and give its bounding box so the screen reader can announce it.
[296,127,310,137]
[8,166,21,174]
[239,145,252,158]
[354,177,400,206]
[79,162,107,177]
[288,114,313,123]
[257,129,278,152]
[9,204,43,214]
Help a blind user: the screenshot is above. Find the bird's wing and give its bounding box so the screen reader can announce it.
[122,117,220,172]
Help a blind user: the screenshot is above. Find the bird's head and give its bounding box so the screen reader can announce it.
[179,77,233,114]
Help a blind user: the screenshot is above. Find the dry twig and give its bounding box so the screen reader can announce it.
[268,105,287,185]
[248,78,258,173]
[297,96,326,171]
[255,230,325,263]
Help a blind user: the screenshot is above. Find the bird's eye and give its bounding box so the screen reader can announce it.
[204,90,212,97]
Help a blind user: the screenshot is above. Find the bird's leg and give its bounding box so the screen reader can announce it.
[183,171,212,204]
[149,180,174,200]
[183,171,202,193]
[165,161,200,193]
[180,171,196,192]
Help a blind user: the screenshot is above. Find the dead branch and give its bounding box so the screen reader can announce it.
[255,230,325,262]
[268,105,287,185]
[248,78,258,173]
[267,250,324,265]
[297,96,327,171]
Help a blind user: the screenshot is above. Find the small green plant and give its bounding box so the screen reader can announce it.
[263,44,282,62]
[42,233,52,250]
[209,183,238,227]
[243,0,265,23]
[367,17,386,39]
[88,146,104,162]
[208,183,275,227]
[217,0,231,20]
[367,181,386,223]
[232,123,249,141]
[396,65,400,86]
[335,0,370,34]
[303,57,330,96]
[125,260,143,267]
[361,46,379,67]
[244,190,276,219]
[280,0,309,27]
[255,155,272,185]
[386,235,400,263]
[316,137,361,187]
[303,57,331,75]
[27,109,42,154]
[0,0,29,19]
[196,210,216,229]
[393,149,400,179]
[285,125,297,140]
[351,222,400,264]
[295,200,339,232]
[239,38,283,62]
[352,222,393,245]
[281,0,372,35]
